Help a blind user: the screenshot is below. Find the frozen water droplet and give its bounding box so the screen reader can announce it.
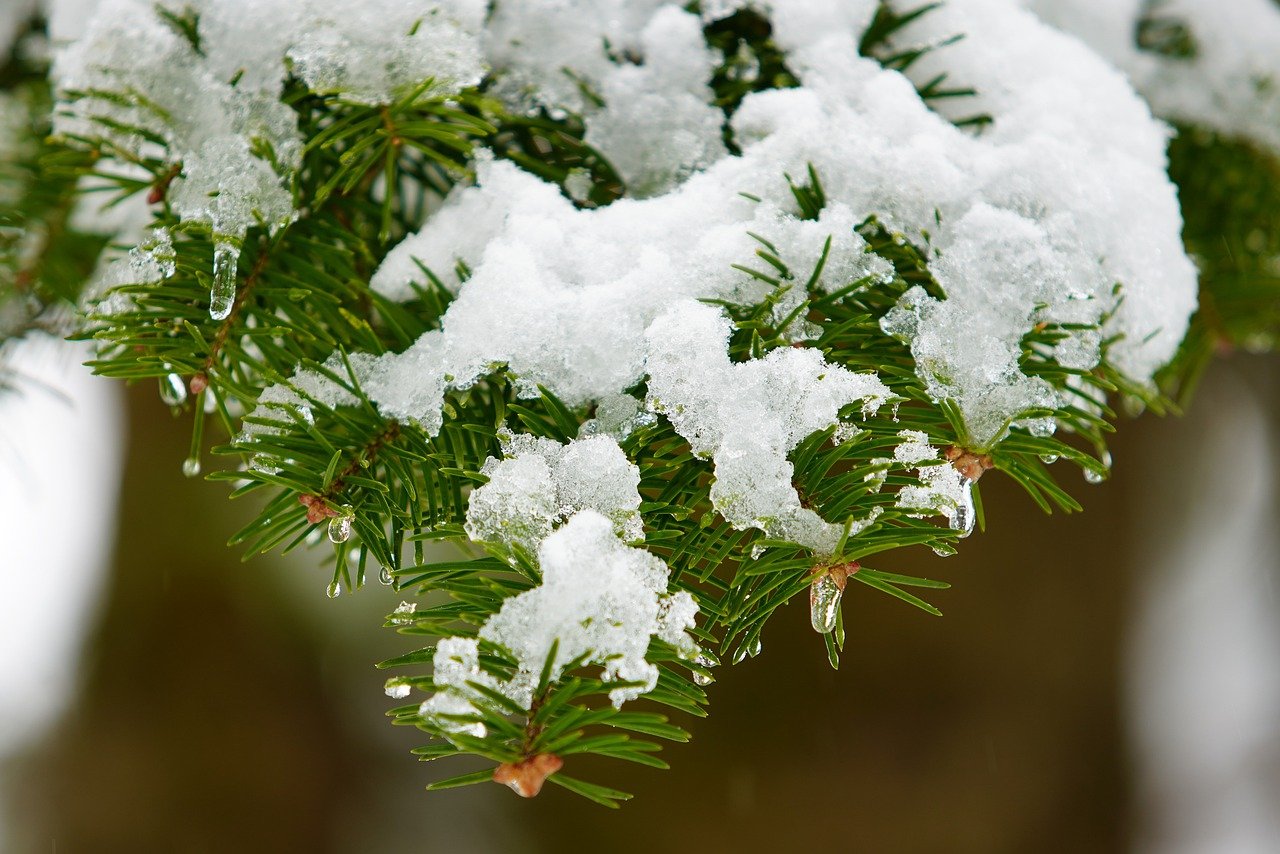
[181,456,201,478]
[950,477,976,538]
[749,544,764,560]
[384,677,411,699]
[159,373,187,406]
[748,637,762,657]
[1084,467,1106,484]
[328,512,353,544]
[379,566,393,586]
[809,573,843,634]
[325,581,341,598]
[931,544,954,557]
[1039,453,1059,465]
[209,242,238,320]
[691,651,716,686]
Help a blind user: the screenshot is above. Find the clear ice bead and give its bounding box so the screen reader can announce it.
[809,573,843,634]
[950,477,976,538]
[159,373,187,406]
[209,242,238,320]
[328,513,353,544]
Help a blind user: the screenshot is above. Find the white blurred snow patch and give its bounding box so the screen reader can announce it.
[1030,0,1280,158]
[0,338,124,757]
[1126,363,1280,854]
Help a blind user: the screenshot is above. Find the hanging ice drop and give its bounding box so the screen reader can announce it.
[159,372,187,406]
[209,242,238,320]
[328,511,353,544]
[691,652,716,686]
[379,566,393,586]
[181,456,201,478]
[950,477,976,538]
[809,573,844,634]
[325,581,341,598]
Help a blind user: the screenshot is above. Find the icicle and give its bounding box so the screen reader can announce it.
[159,372,187,406]
[950,476,976,538]
[209,241,239,320]
[181,456,201,478]
[809,573,843,634]
[325,581,341,599]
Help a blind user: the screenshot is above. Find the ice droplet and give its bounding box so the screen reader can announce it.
[384,677,411,699]
[748,637,762,657]
[950,477,976,538]
[691,651,716,686]
[749,544,765,560]
[1084,467,1106,484]
[159,372,187,406]
[181,456,201,478]
[328,513,353,543]
[379,566,393,586]
[325,581,341,598]
[1039,453,1059,465]
[809,573,843,634]
[390,601,416,625]
[209,242,238,320]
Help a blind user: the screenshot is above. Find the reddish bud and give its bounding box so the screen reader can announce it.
[493,754,564,798]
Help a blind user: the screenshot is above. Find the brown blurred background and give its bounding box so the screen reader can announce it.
[3,355,1277,853]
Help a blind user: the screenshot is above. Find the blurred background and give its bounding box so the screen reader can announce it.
[0,344,1275,853]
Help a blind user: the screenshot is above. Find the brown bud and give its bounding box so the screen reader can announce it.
[943,446,994,482]
[189,373,208,395]
[493,754,563,798]
[826,560,860,590]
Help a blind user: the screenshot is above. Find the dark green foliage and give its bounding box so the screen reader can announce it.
[698,4,800,153]
[1160,127,1280,403]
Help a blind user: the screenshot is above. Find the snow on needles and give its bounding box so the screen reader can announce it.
[60,0,1201,714]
